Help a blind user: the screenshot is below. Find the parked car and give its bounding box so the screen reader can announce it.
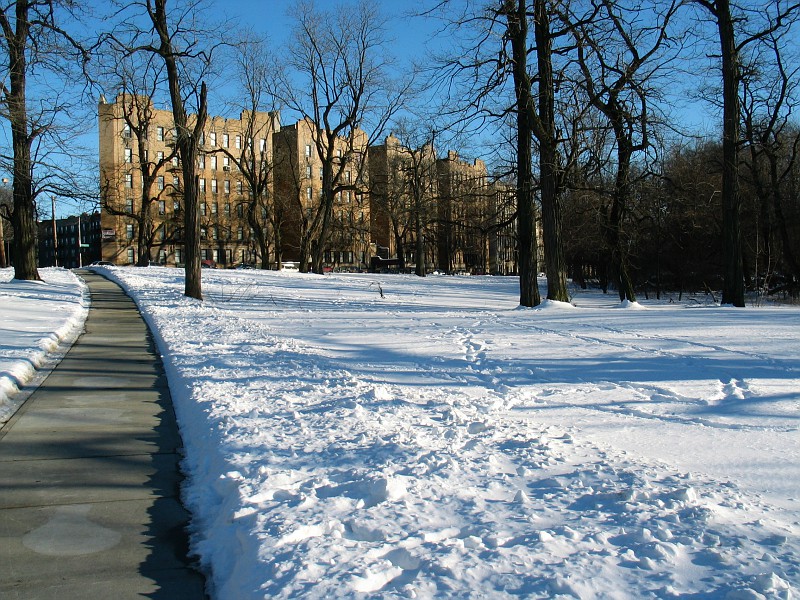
[201,259,217,269]
[89,261,114,266]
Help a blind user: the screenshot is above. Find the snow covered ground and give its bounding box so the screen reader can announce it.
[94,266,798,599]
[0,268,89,423]
[3,265,798,598]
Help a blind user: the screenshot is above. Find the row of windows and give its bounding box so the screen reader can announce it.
[124,173,246,196]
[121,123,267,153]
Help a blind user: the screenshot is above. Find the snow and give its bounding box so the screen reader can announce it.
[0,267,89,423]
[5,265,800,598]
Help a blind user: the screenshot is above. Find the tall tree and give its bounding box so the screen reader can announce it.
[572,0,680,302]
[278,0,409,274]
[502,0,541,306]
[694,0,800,306]
[220,37,279,269]
[0,1,90,280]
[112,0,218,298]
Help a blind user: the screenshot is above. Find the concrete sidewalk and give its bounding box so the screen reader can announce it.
[0,272,207,599]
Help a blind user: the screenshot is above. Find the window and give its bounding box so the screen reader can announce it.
[210,155,217,170]
[125,198,134,213]
[306,187,312,200]
[157,151,164,162]
[224,202,231,215]
[199,178,206,193]
[157,127,164,141]
[200,226,207,239]
[157,176,165,190]
[126,224,134,240]
[236,204,244,218]
[319,167,323,179]
[125,173,133,189]
[200,202,207,216]
[212,226,218,240]
[224,180,230,194]
[158,200,166,215]
[175,248,182,264]
[235,135,241,149]
[173,176,179,188]
[211,179,218,193]
[223,155,231,169]
[237,227,243,240]
[305,165,312,178]
[172,155,179,167]
[122,123,131,137]
[127,247,135,264]
[173,200,180,212]
[198,154,205,169]
[158,227,165,241]
[305,144,312,157]
[236,181,243,194]
[124,148,132,163]
[209,132,216,147]
[259,138,266,152]
[336,149,342,158]
[346,171,351,182]
[222,133,229,148]
[211,202,218,215]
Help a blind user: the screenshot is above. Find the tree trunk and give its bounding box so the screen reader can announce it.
[7,2,39,281]
[534,0,568,302]
[608,129,636,302]
[505,0,540,306]
[717,0,745,306]
[152,0,206,300]
[415,200,425,277]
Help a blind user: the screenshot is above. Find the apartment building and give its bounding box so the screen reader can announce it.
[99,94,277,267]
[273,118,371,270]
[100,94,507,273]
[368,134,438,271]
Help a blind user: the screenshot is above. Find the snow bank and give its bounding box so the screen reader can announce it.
[0,268,89,422]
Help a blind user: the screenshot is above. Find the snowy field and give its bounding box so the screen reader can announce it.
[3,266,799,598]
[0,268,88,423]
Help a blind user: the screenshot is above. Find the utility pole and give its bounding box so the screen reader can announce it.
[51,196,58,267]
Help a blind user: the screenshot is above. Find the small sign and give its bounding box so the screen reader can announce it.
[101,229,115,239]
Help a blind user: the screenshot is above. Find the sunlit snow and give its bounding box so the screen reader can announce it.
[3,265,799,598]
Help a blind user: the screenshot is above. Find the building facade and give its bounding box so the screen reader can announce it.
[38,212,102,269]
[99,94,275,267]
[100,94,512,273]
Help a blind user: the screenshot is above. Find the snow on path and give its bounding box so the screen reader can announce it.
[104,267,799,599]
[0,267,89,423]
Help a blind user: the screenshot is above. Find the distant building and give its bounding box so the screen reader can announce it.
[38,212,102,268]
[100,94,512,273]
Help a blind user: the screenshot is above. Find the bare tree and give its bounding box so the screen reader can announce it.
[571,0,681,302]
[0,1,91,280]
[370,122,439,276]
[740,25,800,295]
[109,0,220,298]
[98,51,178,266]
[693,0,800,306]
[278,0,409,274]
[220,37,279,269]
[502,0,542,305]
